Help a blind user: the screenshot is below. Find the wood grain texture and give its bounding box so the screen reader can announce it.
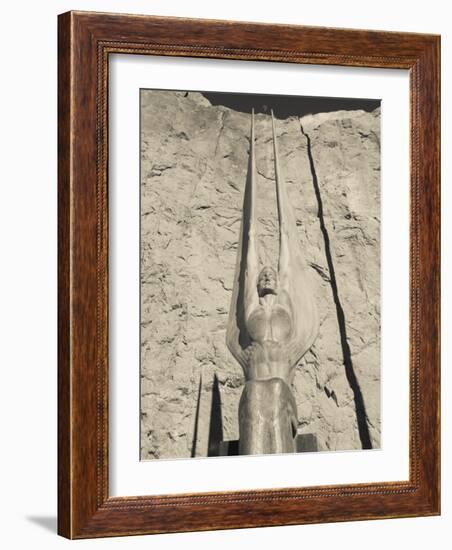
[57,10,440,539]
[57,10,72,538]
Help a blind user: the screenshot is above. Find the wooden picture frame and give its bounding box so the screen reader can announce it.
[58,10,440,539]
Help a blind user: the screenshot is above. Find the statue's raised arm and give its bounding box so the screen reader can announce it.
[271,110,319,365]
[226,110,260,372]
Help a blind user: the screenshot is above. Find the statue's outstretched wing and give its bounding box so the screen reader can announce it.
[271,111,319,365]
[226,111,260,371]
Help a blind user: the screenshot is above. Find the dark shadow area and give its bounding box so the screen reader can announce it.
[223,440,239,456]
[207,374,224,457]
[26,516,57,533]
[300,121,373,450]
[202,91,380,118]
[190,373,203,457]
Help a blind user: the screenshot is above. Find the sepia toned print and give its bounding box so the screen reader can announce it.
[140,89,381,460]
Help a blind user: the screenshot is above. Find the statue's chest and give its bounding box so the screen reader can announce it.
[248,303,292,343]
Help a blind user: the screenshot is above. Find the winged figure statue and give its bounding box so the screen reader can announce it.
[226,109,319,455]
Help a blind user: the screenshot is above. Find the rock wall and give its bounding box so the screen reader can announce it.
[140,90,380,459]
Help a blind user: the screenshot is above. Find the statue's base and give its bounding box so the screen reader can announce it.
[295,432,318,452]
[216,433,318,456]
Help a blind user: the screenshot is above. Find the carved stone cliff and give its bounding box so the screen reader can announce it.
[140,90,380,459]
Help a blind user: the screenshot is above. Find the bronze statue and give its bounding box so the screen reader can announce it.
[226,110,319,455]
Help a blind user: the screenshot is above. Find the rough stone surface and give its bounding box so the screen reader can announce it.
[140,90,380,459]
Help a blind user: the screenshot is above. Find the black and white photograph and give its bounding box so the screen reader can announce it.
[140,89,381,460]
[0,0,445,546]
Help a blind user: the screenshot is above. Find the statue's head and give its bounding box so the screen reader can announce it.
[257,266,278,297]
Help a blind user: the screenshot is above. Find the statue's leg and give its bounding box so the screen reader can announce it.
[238,378,297,455]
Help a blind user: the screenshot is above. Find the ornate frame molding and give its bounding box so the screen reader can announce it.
[58,11,440,538]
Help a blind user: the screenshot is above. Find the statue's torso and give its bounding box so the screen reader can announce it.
[245,291,294,382]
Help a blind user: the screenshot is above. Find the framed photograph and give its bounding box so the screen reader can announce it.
[58,11,440,538]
